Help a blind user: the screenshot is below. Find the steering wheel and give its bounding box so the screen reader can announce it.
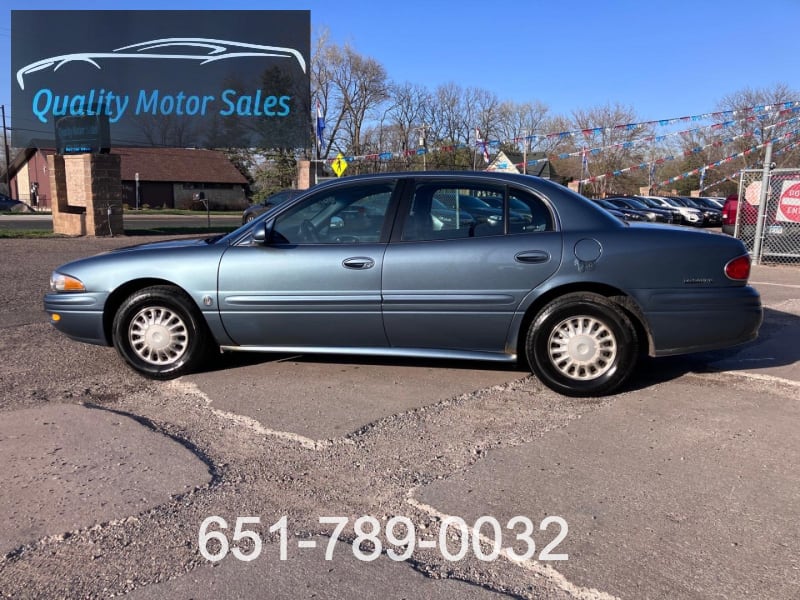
[299,219,320,242]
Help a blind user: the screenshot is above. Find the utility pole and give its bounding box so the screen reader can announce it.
[417,123,427,171]
[1,105,10,197]
[522,130,528,175]
[752,142,773,265]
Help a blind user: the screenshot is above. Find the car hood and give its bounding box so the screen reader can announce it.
[52,235,227,294]
[107,235,224,254]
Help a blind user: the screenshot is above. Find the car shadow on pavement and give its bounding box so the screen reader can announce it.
[207,350,529,374]
[625,306,800,392]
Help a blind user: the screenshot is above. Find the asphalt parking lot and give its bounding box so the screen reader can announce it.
[0,235,798,599]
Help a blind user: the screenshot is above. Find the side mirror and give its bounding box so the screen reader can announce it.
[252,219,274,244]
[330,216,344,230]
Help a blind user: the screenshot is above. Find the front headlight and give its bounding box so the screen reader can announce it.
[50,271,85,292]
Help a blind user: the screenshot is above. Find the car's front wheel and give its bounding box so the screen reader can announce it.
[526,293,638,397]
[112,285,210,379]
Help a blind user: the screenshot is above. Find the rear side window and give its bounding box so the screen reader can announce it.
[400,183,554,241]
[401,182,506,241]
[507,189,554,234]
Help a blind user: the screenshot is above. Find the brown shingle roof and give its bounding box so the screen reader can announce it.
[113,148,248,184]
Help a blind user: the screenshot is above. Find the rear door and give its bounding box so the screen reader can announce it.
[381,178,562,352]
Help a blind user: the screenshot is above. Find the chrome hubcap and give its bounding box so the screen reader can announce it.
[547,316,617,380]
[129,306,188,365]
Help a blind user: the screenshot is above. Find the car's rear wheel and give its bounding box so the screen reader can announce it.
[526,293,638,397]
[112,285,210,379]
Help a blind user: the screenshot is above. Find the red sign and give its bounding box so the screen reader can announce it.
[777,181,800,223]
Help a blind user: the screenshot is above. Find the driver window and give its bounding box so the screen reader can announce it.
[271,182,395,244]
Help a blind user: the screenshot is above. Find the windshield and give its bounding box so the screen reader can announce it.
[624,199,649,210]
[640,197,663,208]
[682,198,704,209]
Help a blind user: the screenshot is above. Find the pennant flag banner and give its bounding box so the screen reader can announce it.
[574,114,798,185]
[550,108,799,163]
[315,102,800,175]
[656,130,800,187]
[700,171,742,192]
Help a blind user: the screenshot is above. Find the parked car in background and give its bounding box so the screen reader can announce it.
[700,196,726,209]
[688,196,725,212]
[592,198,647,222]
[45,172,762,397]
[645,196,703,226]
[722,193,757,235]
[0,194,29,212]
[433,193,503,223]
[604,197,675,223]
[467,194,536,227]
[670,197,722,227]
[721,191,800,258]
[637,196,684,223]
[430,198,477,230]
[241,189,304,224]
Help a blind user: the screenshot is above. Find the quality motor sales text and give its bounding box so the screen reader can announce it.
[199,515,569,563]
[30,88,293,124]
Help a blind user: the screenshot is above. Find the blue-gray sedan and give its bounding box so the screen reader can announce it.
[45,172,762,396]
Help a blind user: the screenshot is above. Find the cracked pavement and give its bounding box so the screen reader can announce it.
[1,237,798,599]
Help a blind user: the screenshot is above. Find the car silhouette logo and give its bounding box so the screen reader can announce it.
[16,37,307,90]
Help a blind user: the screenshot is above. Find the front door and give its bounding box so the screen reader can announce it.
[217,180,398,348]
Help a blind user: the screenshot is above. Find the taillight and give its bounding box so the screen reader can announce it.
[725,254,751,281]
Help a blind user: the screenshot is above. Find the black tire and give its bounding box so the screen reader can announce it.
[525,293,638,397]
[112,285,210,379]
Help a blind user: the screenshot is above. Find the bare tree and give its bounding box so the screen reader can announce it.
[664,83,800,194]
[327,45,389,161]
[715,83,799,169]
[387,81,430,163]
[310,29,341,160]
[423,83,474,169]
[496,100,550,152]
[134,113,198,147]
[569,103,649,197]
[472,88,502,144]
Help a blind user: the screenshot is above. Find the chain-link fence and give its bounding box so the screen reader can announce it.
[734,168,800,264]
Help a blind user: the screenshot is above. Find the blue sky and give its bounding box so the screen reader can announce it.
[1,0,798,129]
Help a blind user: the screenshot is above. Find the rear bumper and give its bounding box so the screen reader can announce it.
[44,292,110,346]
[634,286,763,356]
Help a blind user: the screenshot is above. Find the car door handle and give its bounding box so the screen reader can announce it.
[515,250,551,264]
[342,257,375,269]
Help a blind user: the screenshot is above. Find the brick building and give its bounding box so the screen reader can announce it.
[2,147,248,211]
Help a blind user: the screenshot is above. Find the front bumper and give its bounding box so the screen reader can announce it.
[44,292,110,346]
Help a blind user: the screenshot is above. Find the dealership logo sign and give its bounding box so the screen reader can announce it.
[12,11,311,149]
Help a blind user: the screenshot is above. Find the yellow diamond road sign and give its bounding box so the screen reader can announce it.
[332,153,348,177]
